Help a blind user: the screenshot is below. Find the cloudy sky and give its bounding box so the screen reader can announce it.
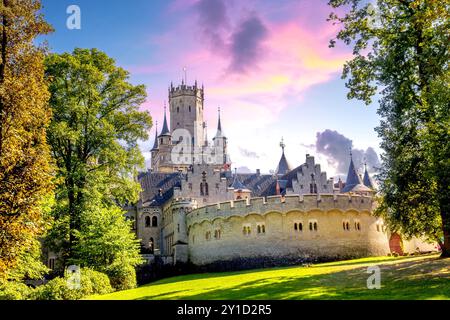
[41,0,381,179]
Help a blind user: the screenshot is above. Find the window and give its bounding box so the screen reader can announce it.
[189,106,191,112]
[145,216,151,228]
[309,221,318,232]
[294,223,298,231]
[205,183,209,196]
[376,224,380,232]
[314,222,318,231]
[355,221,361,231]
[343,221,350,231]
[243,225,251,236]
[299,223,303,231]
[152,216,158,227]
[309,222,313,231]
[257,224,265,234]
[214,229,221,240]
[205,231,211,241]
[177,107,179,113]
[200,183,204,196]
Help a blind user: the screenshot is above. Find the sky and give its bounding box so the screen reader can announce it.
[40,0,382,179]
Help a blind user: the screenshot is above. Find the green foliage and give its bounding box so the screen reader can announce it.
[0,281,33,300]
[44,48,152,265]
[31,268,113,300]
[328,0,450,254]
[0,0,54,280]
[70,203,143,290]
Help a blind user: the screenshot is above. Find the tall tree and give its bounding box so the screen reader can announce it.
[0,0,53,280]
[328,0,450,256]
[44,48,152,265]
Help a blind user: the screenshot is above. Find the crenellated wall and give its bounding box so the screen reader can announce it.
[186,194,390,265]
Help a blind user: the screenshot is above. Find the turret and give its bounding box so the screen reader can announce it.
[276,138,292,176]
[213,108,229,167]
[363,163,376,190]
[159,103,171,146]
[342,150,372,194]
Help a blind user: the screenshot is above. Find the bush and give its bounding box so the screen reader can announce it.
[0,281,33,300]
[106,265,137,291]
[31,268,113,300]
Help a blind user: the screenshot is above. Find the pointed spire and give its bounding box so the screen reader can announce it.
[276,137,291,175]
[363,162,376,189]
[160,102,170,136]
[342,149,371,193]
[214,107,225,139]
[151,121,159,151]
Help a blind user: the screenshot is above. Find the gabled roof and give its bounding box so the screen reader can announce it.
[230,170,250,191]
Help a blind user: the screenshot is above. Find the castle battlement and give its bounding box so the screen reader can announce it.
[187,194,375,227]
[169,83,204,98]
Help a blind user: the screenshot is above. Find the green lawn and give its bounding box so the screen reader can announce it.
[89,254,450,300]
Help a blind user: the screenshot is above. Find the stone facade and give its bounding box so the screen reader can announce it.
[126,80,438,271]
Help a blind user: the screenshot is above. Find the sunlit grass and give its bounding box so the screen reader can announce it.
[89,254,449,300]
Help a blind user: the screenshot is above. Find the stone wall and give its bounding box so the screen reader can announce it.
[186,194,390,265]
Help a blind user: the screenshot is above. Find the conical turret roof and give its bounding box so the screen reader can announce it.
[276,138,292,175]
[151,122,159,151]
[363,164,376,189]
[159,104,170,136]
[342,152,371,193]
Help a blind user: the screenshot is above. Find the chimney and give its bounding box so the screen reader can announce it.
[256,169,261,176]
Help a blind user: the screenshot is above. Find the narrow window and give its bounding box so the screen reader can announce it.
[343,222,346,230]
[294,223,298,231]
[145,216,151,228]
[314,222,318,231]
[262,225,266,233]
[299,223,303,231]
[152,216,158,227]
[309,222,313,231]
[257,225,261,234]
[200,183,204,196]
[189,106,191,112]
[205,183,209,196]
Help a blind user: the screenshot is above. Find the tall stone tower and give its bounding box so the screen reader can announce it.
[169,81,205,148]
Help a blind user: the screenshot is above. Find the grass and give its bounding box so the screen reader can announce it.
[89,254,450,300]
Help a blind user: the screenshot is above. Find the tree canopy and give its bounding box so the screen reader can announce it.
[328,0,450,255]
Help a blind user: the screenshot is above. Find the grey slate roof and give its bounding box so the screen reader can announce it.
[160,108,170,136]
[138,171,182,206]
[151,124,159,151]
[276,151,291,175]
[342,156,371,193]
[363,166,376,189]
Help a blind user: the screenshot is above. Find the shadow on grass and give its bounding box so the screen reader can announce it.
[136,257,450,300]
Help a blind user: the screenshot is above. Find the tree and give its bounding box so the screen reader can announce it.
[72,202,143,290]
[0,0,53,280]
[328,0,450,256]
[44,48,152,266]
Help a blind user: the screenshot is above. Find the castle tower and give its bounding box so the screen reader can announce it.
[341,150,372,194]
[153,105,173,173]
[363,162,376,190]
[169,81,205,148]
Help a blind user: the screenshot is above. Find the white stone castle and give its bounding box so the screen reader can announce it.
[125,81,436,267]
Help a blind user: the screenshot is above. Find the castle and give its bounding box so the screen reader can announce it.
[124,81,436,267]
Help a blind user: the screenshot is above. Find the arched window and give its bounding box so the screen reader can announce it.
[314,222,318,231]
[205,183,209,196]
[299,223,303,231]
[310,184,314,194]
[152,216,158,227]
[309,222,313,231]
[343,222,346,230]
[145,216,151,228]
[200,183,204,196]
[189,106,191,112]
[262,225,266,233]
[294,223,298,231]
[257,225,261,234]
